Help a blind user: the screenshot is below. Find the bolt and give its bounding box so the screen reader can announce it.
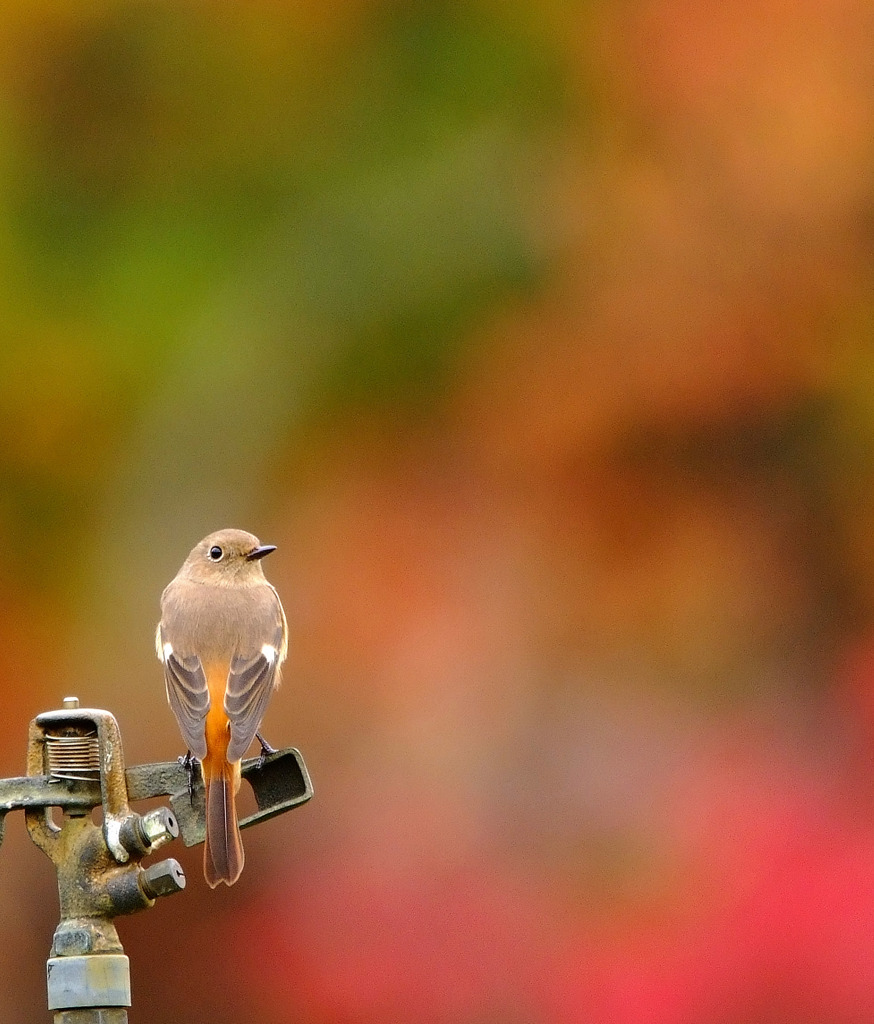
[53,927,93,956]
[140,858,186,900]
[140,807,179,849]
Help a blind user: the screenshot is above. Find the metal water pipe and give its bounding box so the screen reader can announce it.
[0,697,313,1023]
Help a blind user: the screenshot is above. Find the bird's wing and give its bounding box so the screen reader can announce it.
[157,624,210,759]
[224,615,286,762]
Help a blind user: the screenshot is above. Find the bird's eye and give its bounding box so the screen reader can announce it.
[208,545,224,561]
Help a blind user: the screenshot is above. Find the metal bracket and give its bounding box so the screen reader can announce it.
[125,746,313,847]
[0,734,313,853]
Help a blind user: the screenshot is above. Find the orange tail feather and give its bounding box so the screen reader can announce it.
[203,758,244,887]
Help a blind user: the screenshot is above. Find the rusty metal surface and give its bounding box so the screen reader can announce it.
[54,1010,128,1024]
[240,747,313,829]
[2,701,313,1020]
[145,747,313,846]
[20,706,175,1018]
[32,709,135,864]
[0,775,102,816]
[1,748,312,852]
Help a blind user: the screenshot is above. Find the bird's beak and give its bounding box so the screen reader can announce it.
[246,544,277,561]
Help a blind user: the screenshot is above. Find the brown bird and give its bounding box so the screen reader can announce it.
[156,529,287,886]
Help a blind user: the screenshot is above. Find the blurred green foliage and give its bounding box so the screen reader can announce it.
[0,1,565,588]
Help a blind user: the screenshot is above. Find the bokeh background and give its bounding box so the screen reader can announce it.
[1,1,874,1021]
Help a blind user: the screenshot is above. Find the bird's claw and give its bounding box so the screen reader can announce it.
[255,732,276,769]
[177,750,198,805]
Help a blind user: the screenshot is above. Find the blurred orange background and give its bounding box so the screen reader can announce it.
[2,1,874,1022]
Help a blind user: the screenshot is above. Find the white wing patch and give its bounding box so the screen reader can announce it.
[155,623,173,663]
[261,643,277,665]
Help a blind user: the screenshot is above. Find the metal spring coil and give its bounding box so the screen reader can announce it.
[45,731,101,782]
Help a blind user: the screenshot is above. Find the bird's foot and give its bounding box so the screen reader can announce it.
[255,732,276,769]
[177,750,199,804]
